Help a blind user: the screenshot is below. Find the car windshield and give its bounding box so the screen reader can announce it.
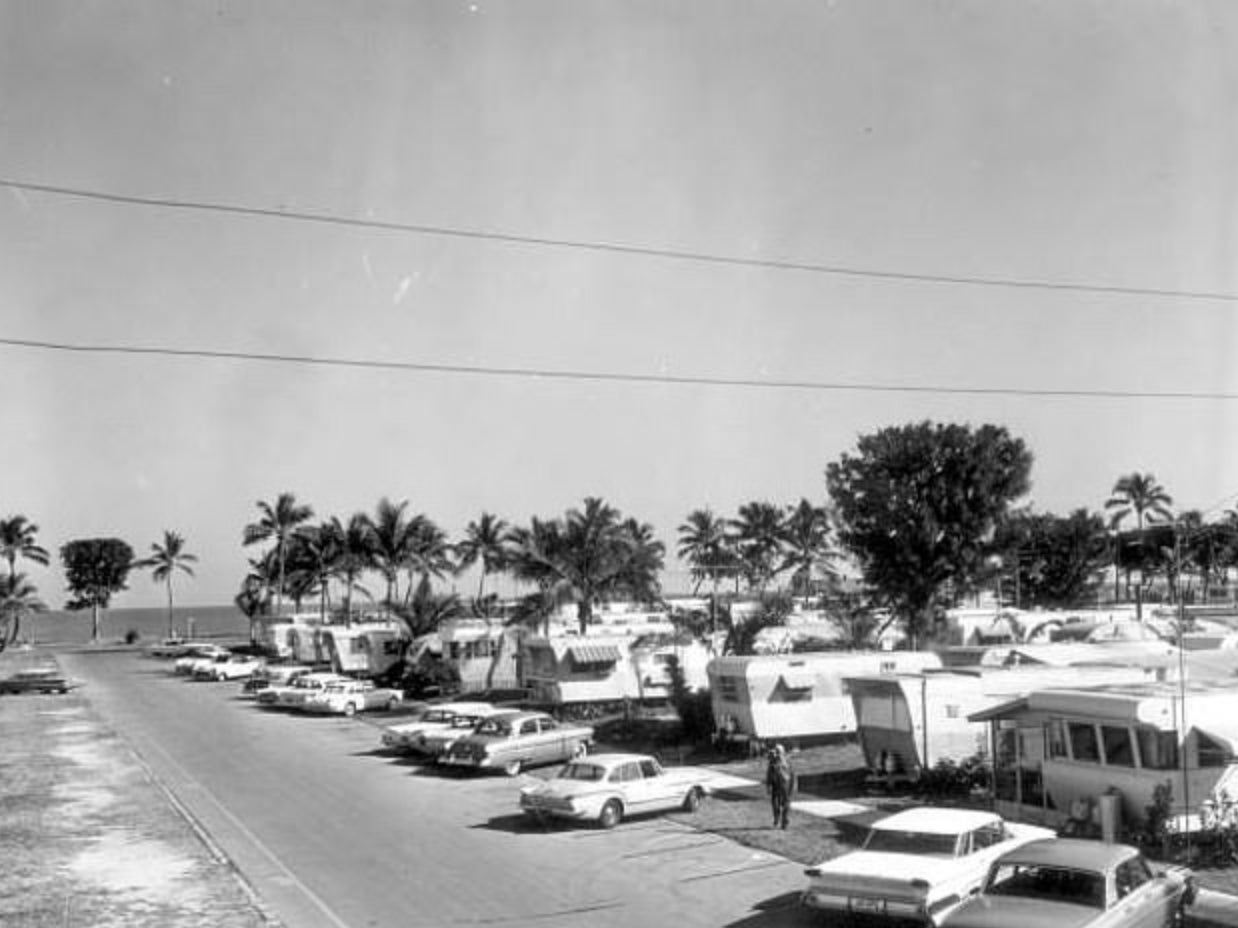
[862,829,959,857]
[421,710,452,723]
[985,863,1106,909]
[475,718,513,736]
[557,763,606,782]
[450,716,480,728]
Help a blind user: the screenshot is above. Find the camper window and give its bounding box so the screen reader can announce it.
[718,676,740,702]
[1135,728,1179,770]
[1047,720,1068,759]
[350,637,369,653]
[1101,726,1135,767]
[1068,722,1101,763]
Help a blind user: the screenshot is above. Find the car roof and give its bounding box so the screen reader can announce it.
[995,838,1135,871]
[435,701,495,713]
[872,808,1002,834]
[571,753,656,767]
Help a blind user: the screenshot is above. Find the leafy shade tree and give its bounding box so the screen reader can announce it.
[455,512,511,601]
[779,499,836,600]
[242,493,314,620]
[136,530,198,639]
[994,509,1109,609]
[0,515,50,579]
[60,538,135,643]
[826,421,1033,648]
[1105,473,1173,619]
[0,572,47,651]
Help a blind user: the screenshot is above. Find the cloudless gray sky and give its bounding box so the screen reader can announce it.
[3,0,1236,607]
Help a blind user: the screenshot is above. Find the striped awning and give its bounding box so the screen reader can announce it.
[567,643,623,665]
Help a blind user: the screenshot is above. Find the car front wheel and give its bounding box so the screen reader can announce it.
[683,787,703,813]
[343,703,357,717]
[503,759,523,777]
[599,800,623,829]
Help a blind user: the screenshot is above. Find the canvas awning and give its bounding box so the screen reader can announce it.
[567,643,623,665]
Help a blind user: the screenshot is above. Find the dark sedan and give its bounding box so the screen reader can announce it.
[942,838,1194,928]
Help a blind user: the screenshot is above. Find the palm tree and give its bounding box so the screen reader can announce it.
[779,499,836,601]
[136,530,198,639]
[403,515,454,606]
[328,513,377,625]
[291,523,342,621]
[0,572,46,651]
[677,508,735,641]
[0,515,50,579]
[243,493,314,620]
[455,512,511,601]
[367,498,415,608]
[1105,473,1174,620]
[731,501,785,593]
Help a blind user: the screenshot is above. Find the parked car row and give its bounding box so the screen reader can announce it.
[802,806,1196,928]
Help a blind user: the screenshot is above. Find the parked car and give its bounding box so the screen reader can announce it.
[519,753,710,828]
[941,838,1195,928]
[173,645,231,675]
[195,654,266,681]
[802,807,1055,925]
[412,706,511,758]
[301,679,402,716]
[255,672,348,709]
[0,667,77,695]
[440,710,593,776]
[144,637,191,658]
[378,701,497,753]
[241,663,313,698]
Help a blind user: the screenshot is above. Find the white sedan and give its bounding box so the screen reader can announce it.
[379,701,497,753]
[519,753,710,828]
[802,807,1055,925]
[173,645,231,675]
[194,654,266,681]
[301,679,402,716]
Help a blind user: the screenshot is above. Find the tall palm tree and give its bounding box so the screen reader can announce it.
[730,501,785,593]
[455,512,511,600]
[328,513,377,625]
[243,493,314,620]
[291,523,341,621]
[403,515,455,607]
[1105,473,1173,619]
[136,530,198,639]
[0,515,50,579]
[0,572,46,651]
[779,499,836,600]
[367,498,415,608]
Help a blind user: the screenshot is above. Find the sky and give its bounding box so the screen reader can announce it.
[2,0,1237,609]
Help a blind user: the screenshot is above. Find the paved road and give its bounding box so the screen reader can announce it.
[61,651,817,928]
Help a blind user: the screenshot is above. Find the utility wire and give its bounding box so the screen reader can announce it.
[2,335,1236,400]
[3,176,1236,303]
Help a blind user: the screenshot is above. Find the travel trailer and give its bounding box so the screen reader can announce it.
[847,662,1167,783]
[706,651,943,748]
[970,681,1238,832]
[320,622,408,677]
[438,618,522,692]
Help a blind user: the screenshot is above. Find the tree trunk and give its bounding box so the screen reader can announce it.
[91,602,101,643]
[166,578,175,639]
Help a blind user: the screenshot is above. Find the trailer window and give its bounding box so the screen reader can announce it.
[1197,732,1230,768]
[1047,720,1068,759]
[718,676,740,702]
[1135,728,1178,770]
[1101,726,1135,767]
[1068,723,1101,763]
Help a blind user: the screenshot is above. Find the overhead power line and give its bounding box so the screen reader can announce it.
[2,335,1236,400]
[3,176,1236,302]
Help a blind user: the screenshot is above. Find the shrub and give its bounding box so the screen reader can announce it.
[123,628,141,645]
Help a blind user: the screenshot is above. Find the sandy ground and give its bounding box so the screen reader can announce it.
[0,648,272,928]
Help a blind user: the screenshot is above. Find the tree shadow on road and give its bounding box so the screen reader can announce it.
[721,891,819,927]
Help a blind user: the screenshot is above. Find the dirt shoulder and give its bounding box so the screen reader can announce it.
[0,648,273,928]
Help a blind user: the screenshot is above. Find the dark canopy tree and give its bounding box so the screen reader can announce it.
[994,508,1109,609]
[826,421,1033,647]
[60,538,135,643]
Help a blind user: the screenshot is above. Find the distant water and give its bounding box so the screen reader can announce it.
[24,604,249,646]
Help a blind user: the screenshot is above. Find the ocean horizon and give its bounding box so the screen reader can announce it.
[23,604,250,646]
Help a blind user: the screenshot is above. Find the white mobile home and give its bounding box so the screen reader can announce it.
[706,651,943,747]
[320,622,408,677]
[438,618,522,692]
[521,634,641,706]
[971,681,1238,831]
[848,662,1167,782]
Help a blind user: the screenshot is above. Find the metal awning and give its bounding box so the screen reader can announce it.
[778,669,816,691]
[967,696,1029,723]
[567,643,623,665]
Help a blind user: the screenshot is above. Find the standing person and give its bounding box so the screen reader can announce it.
[765,743,795,829]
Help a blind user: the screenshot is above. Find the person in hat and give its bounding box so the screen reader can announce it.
[765,743,795,829]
